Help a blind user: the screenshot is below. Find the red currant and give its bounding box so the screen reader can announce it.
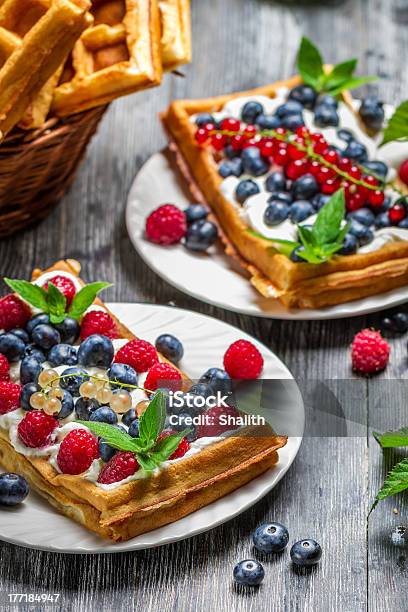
[203,122,216,134]
[274,145,289,166]
[275,127,287,136]
[296,126,310,139]
[287,142,306,161]
[220,117,240,132]
[323,149,339,165]
[211,133,227,151]
[286,159,309,180]
[260,140,274,158]
[231,134,245,151]
[364,175,378,188]
[242,138,258,149]
[338,157,352,172]
[195,128,208,144]
[348,165,362,180]
[317,166,336,184]
[398,159,408,186]
[309,160,322,177]
[389,203,406,224]
[346,193,365,211]
[244,125,257,138]
[321,178,342,195]
[368,190,385,208]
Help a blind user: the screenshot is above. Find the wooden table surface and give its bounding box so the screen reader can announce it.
[1,0,408,610]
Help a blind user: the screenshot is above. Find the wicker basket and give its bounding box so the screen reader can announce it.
[0,105,107,237]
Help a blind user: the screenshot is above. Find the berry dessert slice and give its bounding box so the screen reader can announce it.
[162,71,408,309]
[0,260,286,542]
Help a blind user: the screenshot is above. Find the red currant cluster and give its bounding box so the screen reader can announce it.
[195,120,388,213]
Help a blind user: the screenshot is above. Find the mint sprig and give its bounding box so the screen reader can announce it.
[380,100,408,147]
[297,37,377,96]
[78,390,190,473]
[374,427,408,448]
[372,427,408,511]
[249,188,349,264]
[4,277,111,323]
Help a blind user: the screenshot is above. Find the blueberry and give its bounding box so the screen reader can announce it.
[290,539,322,567]
[128,419,140,438]
[359,96,385,131]
[199,367,231,395]
[9,328,29,344]
[26,314,50,335]
[218,158,243,178]
[56,390,74,420]
[107,363,138,390]
[0,473,29,506]
[380,316,396,333]
[316,94,338,109]
[0,333,25,361]
[252,522,289,554]
[375,212,391,229]
[224,145,241,160]
[75,397,100,420]
[314,105,339,128]
[99,438,117,462]
[241,101,264,124]
[31,324,61,350]
[349,220,374,246]
[348,207,375,227]
[185,220,218,252]
[276,100,303,118]
[265,172,286,193]
[89,406,118,425]
[55,317,80,345]
[363,160,388,179]
[390,525,408,547]
[20,382,40,411]
[282,114,304,131]
[288,84,317,109]
[311,193,330,211]
[267,191,293,205]
[184,204,208,225]
[189,383,214,399]
[242,147,268,177]
[195,113,215,127]
[122,408,138,427]
[343,140,368,163]
[337,128,355,143]
[20,356,42,384]
[291,173,319,200]
[48,344,78,367]
[23,344,46,363]
[290,246,306,263]
[233,560,265,586]
[235,179,260,204]
[264,202,289,226]
[393,312,408,333]
[77,335,114,368]
[289,200,314,223]
[155,334,184,364]
[339,233,358,255]
[60,366,89,396]
[255,114,281,130]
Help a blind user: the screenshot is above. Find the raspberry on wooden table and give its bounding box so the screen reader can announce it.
[351,329,390,375]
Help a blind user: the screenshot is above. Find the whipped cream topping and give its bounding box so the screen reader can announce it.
[197,89,408,255]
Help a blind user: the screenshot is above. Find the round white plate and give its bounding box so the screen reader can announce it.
[0,303,303,554]
[126,151,408,320]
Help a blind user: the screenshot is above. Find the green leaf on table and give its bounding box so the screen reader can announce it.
[68,281,112,320]
[297,37,324,90]
[375,458,408,503]
[4,278,48,311]
[380,100,408,147]
[374,427,408,448]
[138,390,167,447]
[46,282,67,325]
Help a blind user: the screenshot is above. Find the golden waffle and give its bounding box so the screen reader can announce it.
[0,0,93,137]
[52,0,163,117]
[159,0,191,71]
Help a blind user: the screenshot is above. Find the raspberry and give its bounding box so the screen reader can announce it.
[351,329,390,375]
[0,382,21,415]
[145,362,182,392]
[44,275,76,305]
[80,310,119,340]
[158,430,190,459]
[0,295,31,331]
[17,411,58,448]
[115,339,158,373]
[197,405,240,438]
[0,354,10,381]
[223,339,264,379]
[145,204,187,245]
[97,451,139,484]
[57,429,99,475]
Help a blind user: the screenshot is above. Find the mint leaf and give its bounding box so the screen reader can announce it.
[76,420,147,453]
[137,453,160,472]
[46,282,67,325]
[4,279,48,311]
[323,59,357,89]
[138,390,167,447]
[374,427,408,448]
[246,230,300,257]
[68,282,112,320]
[297,37,324,90]
[312,189,346,245]
[381,100,408,147]
[328,75,377,96]
[376,458,408,502]
[152,429,191,463]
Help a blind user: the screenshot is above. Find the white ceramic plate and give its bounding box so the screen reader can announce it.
[0,303,303,554]
[126,151,408,320]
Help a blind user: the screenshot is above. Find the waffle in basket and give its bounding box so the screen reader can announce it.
[0,0,93,137]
